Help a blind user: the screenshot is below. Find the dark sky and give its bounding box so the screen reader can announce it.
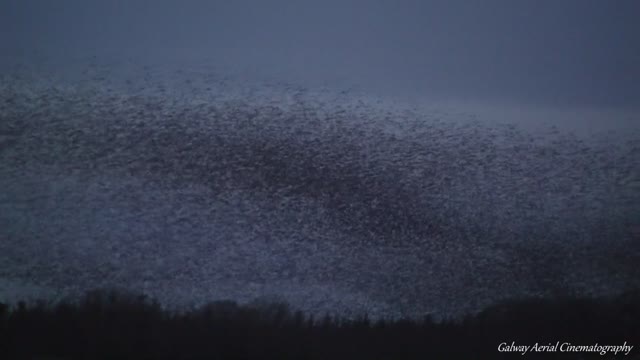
[1,0,639,107]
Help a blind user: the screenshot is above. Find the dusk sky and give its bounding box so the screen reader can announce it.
[2,0,639,107]
[1,1,638,319]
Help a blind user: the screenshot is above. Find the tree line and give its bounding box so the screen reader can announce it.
[1,288,638,359]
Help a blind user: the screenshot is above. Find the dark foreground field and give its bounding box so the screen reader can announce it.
[1,289,638,359]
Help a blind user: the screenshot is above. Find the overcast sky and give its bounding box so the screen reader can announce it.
[2,0,639,107]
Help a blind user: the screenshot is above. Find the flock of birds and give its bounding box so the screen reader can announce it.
[0,59,638,318]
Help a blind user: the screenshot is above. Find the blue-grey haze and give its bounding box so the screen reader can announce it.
[0,1,638,318]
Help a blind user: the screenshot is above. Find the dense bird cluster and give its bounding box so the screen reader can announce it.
[0,60,638,318]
